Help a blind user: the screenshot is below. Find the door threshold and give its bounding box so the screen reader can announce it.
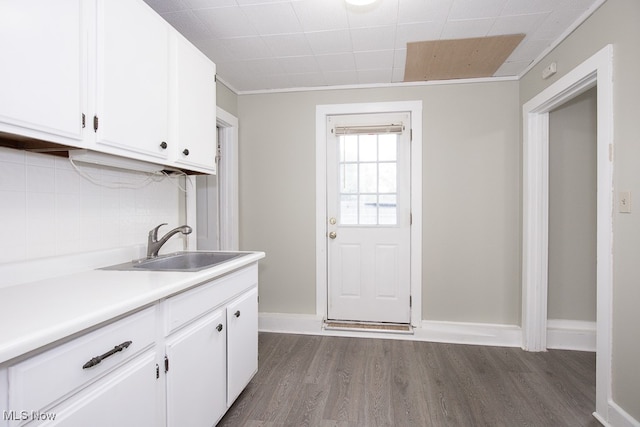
[323,320,413,335]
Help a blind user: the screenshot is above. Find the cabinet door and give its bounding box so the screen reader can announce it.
[165,309,227,427]
[46,352,159,427]
[95,0,170,161]
[171,33,217,173]
[226,287,258,405]
[0,0,86,145]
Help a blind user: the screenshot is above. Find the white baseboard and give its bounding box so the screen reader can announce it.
[547,319,596,352]
[259,313,522,347]
[606,399,640,427]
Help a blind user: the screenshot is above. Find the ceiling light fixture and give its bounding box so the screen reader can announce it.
[345,0,377,6]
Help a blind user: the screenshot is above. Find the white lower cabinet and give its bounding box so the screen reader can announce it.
[165,308,227,426]
[0,264,259,427]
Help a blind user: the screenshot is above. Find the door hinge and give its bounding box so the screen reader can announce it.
[93,115,99,132]
[410,295,412,307]
[155,363,160,379]
[164,355,169,373]
[410,212,413,225]
[410,128,413,142]
[82,113,86,129]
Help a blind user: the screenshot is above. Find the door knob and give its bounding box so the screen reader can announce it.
[329,231,337,239]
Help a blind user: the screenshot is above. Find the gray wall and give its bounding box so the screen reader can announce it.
[237,81,521,325]
[216,80,238,116]
[519,0,640,418]
[548,88,597,322]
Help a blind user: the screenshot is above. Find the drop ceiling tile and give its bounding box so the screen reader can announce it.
[292,0,349,32]
[346,0,399,29]
[449,0,507,20]
[265,74,294,90]
[393,48,406,69]
[288,72,327,88]
[161,10,211,40]
[350,26,396,52]
[197,6,258,38]
[182,0,236,9]
[220,36,273,60]
[240,3,303,35]
[354,50,394,70]
[503,0,557,15]
[489,12,548,36]
[506,38,550,62]
[238,58,286,75]
[397,0,450,24]
[535,8,585,38]
[193,38,235,63]
[262,33,314,57]
[324,70,359,86]
[278,55,320,74]
[315,52,357,72]
[395,21,444,48]
[494,59,531,76]
[305,29,353,55]
[143,0,188,14]
[440,18,495,39]
[391,65,405,83]
[358,68,392,84]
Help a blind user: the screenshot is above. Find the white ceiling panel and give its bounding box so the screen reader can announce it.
[144,0,605,92]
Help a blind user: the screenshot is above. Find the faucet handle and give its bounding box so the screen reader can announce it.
[149,223,168,242]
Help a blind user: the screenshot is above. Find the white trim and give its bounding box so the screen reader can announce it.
[521,45,613,422]
[315,101,422,327]
[216,107,239,250]
[258,313,521,347]
[546,319,596,352]
[607,400,640,427]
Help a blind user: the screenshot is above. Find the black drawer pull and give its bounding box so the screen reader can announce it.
[234,310,241,318]
[216,324,223,332]
[82,341,132,369]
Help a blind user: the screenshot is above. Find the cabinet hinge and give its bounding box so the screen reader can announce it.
[82,113,86,129]
[164,355,169,373]
[156,363,160,379]
[93,115,99,132]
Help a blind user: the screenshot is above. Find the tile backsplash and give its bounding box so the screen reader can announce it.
[0,147,184,263]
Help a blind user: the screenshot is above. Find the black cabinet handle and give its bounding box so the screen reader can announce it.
[182,148,190,156]
[234,310,241,318]
[216,324,223,332]
[82,341,132,369]
[160,141,168,149]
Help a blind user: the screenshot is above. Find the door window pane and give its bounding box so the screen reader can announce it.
[358,135,377,161]
[340,195,358,224]
[359,163,377,193]
[378,195,397,225]
[378,135,397,161]
[378,163,396,193]
[340,163,358,193]
[359,195,377,225]
[341,135,358,162]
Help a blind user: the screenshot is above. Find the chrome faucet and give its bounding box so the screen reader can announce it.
[147,223,192,258]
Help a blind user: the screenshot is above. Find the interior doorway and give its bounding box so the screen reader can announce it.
[521,45,613,422]
[546,87,597,351]
[196,107,239,251]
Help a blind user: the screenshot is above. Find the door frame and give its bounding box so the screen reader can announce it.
[315,101,423,327]
[521,45,613,421]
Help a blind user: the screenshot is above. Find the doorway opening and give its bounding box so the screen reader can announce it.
[195,107,239,251]
[521,45,613,422]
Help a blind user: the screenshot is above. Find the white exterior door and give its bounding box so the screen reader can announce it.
[326,112,411,324]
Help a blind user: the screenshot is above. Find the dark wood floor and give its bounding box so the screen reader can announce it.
[219,333,598,426]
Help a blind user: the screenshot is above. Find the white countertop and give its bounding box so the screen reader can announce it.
[0,250,265,365]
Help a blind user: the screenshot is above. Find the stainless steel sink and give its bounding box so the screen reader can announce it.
[102,251,245,272]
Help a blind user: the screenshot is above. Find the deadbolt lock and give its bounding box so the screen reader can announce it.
[329,217,337,225]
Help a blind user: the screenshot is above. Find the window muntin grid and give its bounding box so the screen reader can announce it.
[339,133,398,225]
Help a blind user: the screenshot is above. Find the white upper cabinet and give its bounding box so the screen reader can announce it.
[0,0,217,174]
[94,0,171,162]
[0,0,87,145]
[170,33,217,174]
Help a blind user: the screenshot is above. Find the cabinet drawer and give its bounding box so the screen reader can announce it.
[165,264,257,335]
[8,306,156,414]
